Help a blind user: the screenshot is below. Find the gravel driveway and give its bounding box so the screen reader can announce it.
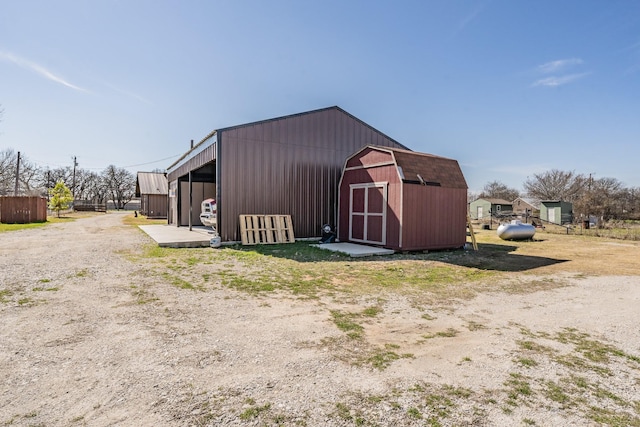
[1,213,639,426]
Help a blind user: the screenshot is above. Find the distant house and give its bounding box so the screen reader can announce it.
[512,197,539,218]
[136,172,168,219]
[469,198,513,220]
[540,200,573,225]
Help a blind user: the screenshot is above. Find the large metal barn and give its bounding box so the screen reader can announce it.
[166,106,408,242]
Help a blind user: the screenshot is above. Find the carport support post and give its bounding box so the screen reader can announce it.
[188,171,192,231]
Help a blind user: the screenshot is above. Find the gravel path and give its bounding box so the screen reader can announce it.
[1,213,639,426]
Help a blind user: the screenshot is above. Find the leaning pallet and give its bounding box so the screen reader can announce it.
[239,214,295,245]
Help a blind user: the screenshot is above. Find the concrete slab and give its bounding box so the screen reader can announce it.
[311,242,395,258]
[139,225,216,248]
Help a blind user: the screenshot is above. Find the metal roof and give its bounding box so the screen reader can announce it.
[474,197,513,205]
[136,172,168,196]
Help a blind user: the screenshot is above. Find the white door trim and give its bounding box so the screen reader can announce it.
[349,182,388,245]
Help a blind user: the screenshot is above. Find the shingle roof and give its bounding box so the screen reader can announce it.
[370,146,467,189]
[136,172,168,196]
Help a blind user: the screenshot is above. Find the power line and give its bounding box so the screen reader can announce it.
[121,154,182,169]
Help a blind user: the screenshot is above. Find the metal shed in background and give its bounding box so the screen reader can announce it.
[338,145,468,251]
[135,172,168,219]
[166,106,408,242]
[540,200,573,225]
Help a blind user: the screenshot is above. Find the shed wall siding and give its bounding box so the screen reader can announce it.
[338,165,402,249]
[218,108,404,241]
[401,186,467,250]
[145,194,168,218]
[0,196,47,224]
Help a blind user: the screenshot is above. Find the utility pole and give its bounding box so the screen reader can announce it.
[14,151,21,196]
[71,156,78,199]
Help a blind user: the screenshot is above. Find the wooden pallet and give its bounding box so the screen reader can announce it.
[239,214,295,245]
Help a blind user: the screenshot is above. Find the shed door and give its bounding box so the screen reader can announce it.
[548,208,556,224]
[349,183,387,245]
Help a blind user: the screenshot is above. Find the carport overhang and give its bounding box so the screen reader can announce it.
[166,132,218,230]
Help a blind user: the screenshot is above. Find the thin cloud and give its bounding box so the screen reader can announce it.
[101,81,154,105]
[0,50,89,93]
[537,58,584,74]
[532,72,590,87]
[457,4,485,33]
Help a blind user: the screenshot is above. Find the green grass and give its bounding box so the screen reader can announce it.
[0,215,80,233]
[367,345,414,370]
[238,403,271,420]
[0,289,13,303]
[423,328,459,339]
[134,241,498,301]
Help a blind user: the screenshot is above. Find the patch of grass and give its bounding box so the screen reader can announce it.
[515,357,538,368]
[238,402,271,420]
[361,306,383,317]
[516,340,556,355]
[162,272,197,290]
[331,310,364,339]
[75,269,89,278]
[588,407,640,426]
[466,320,487,331]
[38,278,51,283]
[423,328,459,339]
[425,393,455,418]
[556,328,640,365]
[443,385,473,399]
[17,297,33,305]
[32,286,58,292]
[0,289,12,303]
[407,407,422,419]
[543,380,572,407]
[504,373,534,406]
[367,345,414,370]
[0,222,48,233]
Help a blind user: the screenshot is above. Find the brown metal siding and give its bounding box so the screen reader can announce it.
[217,107,405,241]
[146,194,168,218]
[401,185,467,251]
[0,196,47,223]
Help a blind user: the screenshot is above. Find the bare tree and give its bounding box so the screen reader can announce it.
[0,148,42,196]
[523,169,586,202]
[0,148,17,195]
[102,165,136,210]
[479,180,520,201]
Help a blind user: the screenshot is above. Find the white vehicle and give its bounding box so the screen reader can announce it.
[199,198,217,229]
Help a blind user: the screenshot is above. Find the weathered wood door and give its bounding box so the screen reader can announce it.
[349,183,387,245]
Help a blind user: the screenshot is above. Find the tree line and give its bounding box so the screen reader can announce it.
[472,170,640,222]
[0,148,138,210]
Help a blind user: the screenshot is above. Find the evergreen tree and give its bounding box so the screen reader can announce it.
[48,180,73,217]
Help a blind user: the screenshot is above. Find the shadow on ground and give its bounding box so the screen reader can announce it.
[228,241,568,272]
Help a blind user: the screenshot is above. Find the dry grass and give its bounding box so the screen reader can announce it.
[470,227,640,276]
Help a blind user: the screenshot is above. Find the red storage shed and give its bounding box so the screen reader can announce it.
[337,145,468,251]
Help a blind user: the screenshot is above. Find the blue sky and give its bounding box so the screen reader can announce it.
[1,0,639,193]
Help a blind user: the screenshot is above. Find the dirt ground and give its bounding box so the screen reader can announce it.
[1,212,639,426]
